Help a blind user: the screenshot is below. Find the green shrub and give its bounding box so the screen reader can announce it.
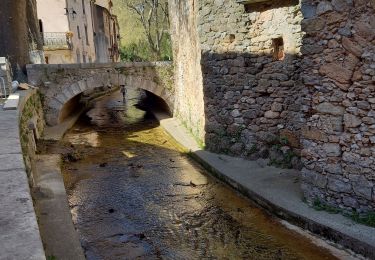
[120,35,172,62]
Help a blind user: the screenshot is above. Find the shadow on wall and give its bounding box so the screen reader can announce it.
[199,0,307,169]
[244,0,299,12]
[192,0,375,211]
[202,51,305,168]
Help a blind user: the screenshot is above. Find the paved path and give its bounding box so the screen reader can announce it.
[0,95,45,260]
[154,112,375,259]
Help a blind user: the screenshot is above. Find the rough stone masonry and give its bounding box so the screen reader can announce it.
[169,0,375,212]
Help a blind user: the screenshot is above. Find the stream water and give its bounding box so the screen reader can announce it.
[42,89,339,259]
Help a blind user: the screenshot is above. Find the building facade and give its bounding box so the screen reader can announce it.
[169,0,375,213]
[37,0,120,64]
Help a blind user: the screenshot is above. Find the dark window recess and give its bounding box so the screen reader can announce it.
[39,19,43,33]
[228,34,235,43]
[272,37,285,61]
[82,0,86,14]
[77,26,81,39]
[85,25,89,45]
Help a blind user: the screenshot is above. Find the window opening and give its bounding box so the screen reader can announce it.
[272,37,285,61]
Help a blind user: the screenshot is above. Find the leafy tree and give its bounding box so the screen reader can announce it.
[126,0,170,58]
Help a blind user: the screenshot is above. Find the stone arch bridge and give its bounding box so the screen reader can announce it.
[26,62,174,126]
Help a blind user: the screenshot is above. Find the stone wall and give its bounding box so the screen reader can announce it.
[198,0,305,167]
[169,0,206,144]
[19,90,46,176]
[170,0,375,212]
[300,0,375,212]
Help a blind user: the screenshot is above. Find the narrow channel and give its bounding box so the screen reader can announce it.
[41,88,338,259]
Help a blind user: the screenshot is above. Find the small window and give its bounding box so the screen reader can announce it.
[228,34,235,43]
[39,19,43,33]
[77,25,81,39]
[82,0,86,14]
[85,25,89,45]
[272,37,284,61]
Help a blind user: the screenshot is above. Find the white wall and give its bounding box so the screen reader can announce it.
[37,0,69,32]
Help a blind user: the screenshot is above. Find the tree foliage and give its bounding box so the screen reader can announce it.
[126,0,170,58]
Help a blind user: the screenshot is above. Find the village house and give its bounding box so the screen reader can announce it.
[37,0,120,64]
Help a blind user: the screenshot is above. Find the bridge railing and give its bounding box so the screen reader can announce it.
[42,32,72,50]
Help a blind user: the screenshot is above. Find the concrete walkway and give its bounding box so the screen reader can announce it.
[154,112,375,259]
[0,97,45,259]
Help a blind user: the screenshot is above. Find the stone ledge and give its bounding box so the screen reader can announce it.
[26,61,173,71]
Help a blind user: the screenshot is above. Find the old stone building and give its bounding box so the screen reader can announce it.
[169,0,375,212]
[37,0,120,64]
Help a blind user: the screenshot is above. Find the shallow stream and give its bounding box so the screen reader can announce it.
[42,89,338,259]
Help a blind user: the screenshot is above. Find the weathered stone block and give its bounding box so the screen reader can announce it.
[319,63,352,84]
[231,109,241,118]
[316,102,345,115]
[325,163,342,175]
[264,110,280,119]
[331,0,351,12]
[302,127,328,142]
[342,37,363,58]
[301,18,326,32]
[328,177,352,193]
[342,196,358,208]
[323,143,341,157]
[342,152,360,163]
[349,175,374,200]
[317,116,343,133]
[280,129,300,148]
[316,1,333,15]
[344,114,362,128]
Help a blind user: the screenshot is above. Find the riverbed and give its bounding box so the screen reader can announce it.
[42,89,339,259]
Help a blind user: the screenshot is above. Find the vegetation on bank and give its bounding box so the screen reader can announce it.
[310,198,375,228]
[113,0,172,62]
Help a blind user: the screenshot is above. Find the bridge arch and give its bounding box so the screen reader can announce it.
[26,62,174,126]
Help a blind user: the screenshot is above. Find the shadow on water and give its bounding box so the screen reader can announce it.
[40,89,338,259]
